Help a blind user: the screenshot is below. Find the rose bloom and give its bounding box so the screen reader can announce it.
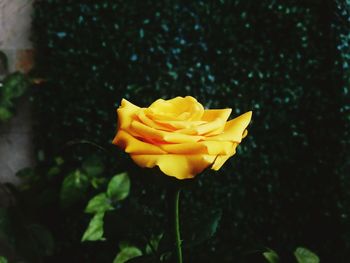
[113,96,252,179]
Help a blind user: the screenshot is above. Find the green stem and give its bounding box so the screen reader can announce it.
[174,188,183,263]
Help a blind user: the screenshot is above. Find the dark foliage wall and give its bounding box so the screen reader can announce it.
[31,0,350,262]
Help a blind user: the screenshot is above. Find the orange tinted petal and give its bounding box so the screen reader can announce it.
[130,120,204,143]
[154,120,207,131]
[160,141,235,155]
[137,109,174,131]
[113,130,166,154]
[130,154,216,179]
[157,109,232,135]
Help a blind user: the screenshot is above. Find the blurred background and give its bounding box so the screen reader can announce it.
[0,0,349,262]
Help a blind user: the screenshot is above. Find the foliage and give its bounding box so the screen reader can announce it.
[113,244,142,263]
[263,249,279,263]
[82,173,130,241]
[0,72,30,121]
[263,247,319,263]
[294,247,320,263]
[0,155,130,262]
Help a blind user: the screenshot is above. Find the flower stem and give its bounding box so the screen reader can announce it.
[174,187,183,263]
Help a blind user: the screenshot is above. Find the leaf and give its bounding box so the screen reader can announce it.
[0,256,8,263]
[60,170,89,207]
[85,193,113,214]
[91,177,107,189]
[145,233,163,255]
[125,255,155,263]
[15,167,36,181]
[0,208,14,250]
[54,156,64,166]
[107,173,130,201]
[294,247,320,263]
[159,252,172,262]
[26,224,55,256]
[182,209,222,247]
[0,50,8,71]
[113,246,142,263]
[0,107,12,121]
[13,223,55,262]
[0,208,11,232]
[81,212,105,241]
[263,249,279,263]
[2,72,29,99]
[82,155,104,177]
[47,166,60,177]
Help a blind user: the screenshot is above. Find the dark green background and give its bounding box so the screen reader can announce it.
[24,0,350,262]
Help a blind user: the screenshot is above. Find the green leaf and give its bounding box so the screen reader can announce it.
[0,107,12,121]
[294,247,320,263]
[0,208,10,232]
[2,72,29,99]
[60,170,89,207]
[145,234,163,255]
[125,255,155,263]
[0,208,14,249]
[182,209,222,247]
[91,177,107,189]
[16,167,36,180]
[81,212,105,241]
[54,156,64,166]
[37,150,45,161]
[113,246,142,263]
[85,193,113,213]
[263,249,279,263]
[0,50,8,71]
[0,256,8,263]
[107,173,130,201]
[0,72,29,122]
[47,166,60,177]
[26,224,55,256]
[82,155,104,177]
[159,252,172,262]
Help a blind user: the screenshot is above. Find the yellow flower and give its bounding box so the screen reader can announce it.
[113,96,252,180]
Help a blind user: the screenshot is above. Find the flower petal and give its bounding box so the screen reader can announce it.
[210,142,238,170]
[130,154,216,179]
[158,109,232,135]
[148,96,204,121]
[211,155,232,170]
[117,99,141,129]
[137,109,174,131]
[205,111,252,142]
[112,130,166,154]
[154,119,207,131]
[202,108,232,122]
[178,108,231,135]
[160,141,236,155]
[130,120,204,143]
[192,118,226,135]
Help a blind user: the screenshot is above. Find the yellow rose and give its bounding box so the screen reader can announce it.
[112,96,252,180]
